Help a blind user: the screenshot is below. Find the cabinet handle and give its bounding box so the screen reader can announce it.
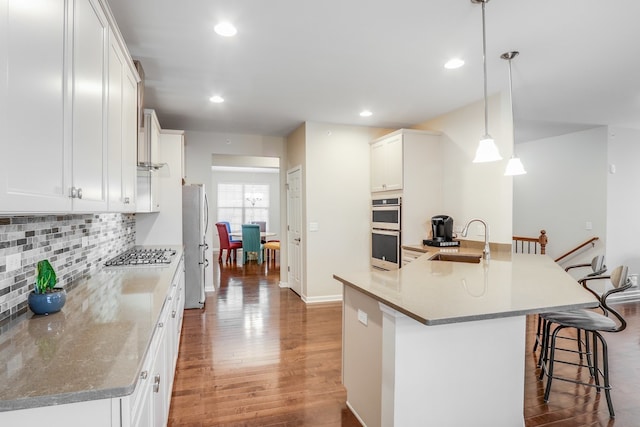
[77,188,83,199]
[153,375,160,393]
[124,197,130,204]
[140,371,148,380]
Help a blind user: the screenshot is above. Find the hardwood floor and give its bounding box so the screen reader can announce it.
[168,259,361,426]
[169,260,640,426]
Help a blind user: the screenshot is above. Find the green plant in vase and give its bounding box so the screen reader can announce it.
[28,259,66,315]
[35,260,57,293]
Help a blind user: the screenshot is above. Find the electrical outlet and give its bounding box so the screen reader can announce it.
[357,309,368,326]
[6,253,21,272]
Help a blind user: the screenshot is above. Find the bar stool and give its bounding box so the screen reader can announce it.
[533,255,607,355]
[538,265,630,418]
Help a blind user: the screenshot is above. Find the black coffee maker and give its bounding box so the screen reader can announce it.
[424,215,460,247]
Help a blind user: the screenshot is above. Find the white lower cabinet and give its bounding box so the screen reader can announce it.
[124,256,185,427]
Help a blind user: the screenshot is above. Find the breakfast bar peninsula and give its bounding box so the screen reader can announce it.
[333,248,598,427]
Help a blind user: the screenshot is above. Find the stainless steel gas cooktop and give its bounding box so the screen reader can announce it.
[104,247,177,267]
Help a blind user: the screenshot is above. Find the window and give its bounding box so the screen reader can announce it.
[217,183,269,232]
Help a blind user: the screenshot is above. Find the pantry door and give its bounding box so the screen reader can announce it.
[287,166,302,296]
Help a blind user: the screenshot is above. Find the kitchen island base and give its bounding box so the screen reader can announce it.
[379,304,525,427]
[343,285,526,427]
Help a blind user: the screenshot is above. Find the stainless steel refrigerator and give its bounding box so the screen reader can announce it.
[182,184,208,309]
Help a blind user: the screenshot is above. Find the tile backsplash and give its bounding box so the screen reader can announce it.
[0,214,135,327]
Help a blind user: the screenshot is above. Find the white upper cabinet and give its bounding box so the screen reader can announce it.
[71,0,108,212]
[108,29,138,212]
[0,0,73,212]
[0,0,139,214]
[370,133,403,192]
[136,109,162,213]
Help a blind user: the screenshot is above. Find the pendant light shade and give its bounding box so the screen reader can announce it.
[501,51,527,176]
[505,156,527,175]
[471,0,502,163]
[474,136,502,163]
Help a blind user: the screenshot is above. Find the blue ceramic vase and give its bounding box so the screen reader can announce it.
[28,288,67,315]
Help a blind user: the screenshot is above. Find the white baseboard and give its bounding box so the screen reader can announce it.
[302,294,343,304]
[278,281,288,288]
[345,401,368,427]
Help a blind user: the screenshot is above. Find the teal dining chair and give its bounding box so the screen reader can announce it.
[241,224,264,264]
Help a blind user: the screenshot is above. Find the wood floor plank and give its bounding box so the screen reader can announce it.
[168,260,640,426]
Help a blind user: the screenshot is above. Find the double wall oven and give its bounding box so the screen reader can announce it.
[371,197,401,270]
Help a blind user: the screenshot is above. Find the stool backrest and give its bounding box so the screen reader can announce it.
[582,265,631,332]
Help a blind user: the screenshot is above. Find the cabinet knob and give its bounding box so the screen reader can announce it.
[140,371,148,380]
[153,375,161,393]
[77,188,83,199]
[172,310,176,318]
[124,197,130,204]
[158,322,164,328]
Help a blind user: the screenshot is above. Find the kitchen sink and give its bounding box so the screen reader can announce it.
[428,253,482,264]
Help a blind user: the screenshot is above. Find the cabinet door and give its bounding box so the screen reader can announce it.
[0,0,72,213]
[370,140,387,192]
[152,316,169,426]
[72,0,108,211]
[384,134,403,191]
[122,67,138,212]
[370,134,403,193]
[107,31,137,213]
[107,31,125,211]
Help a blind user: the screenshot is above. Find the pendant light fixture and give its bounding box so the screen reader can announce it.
[501,51,527,176]
[471,0,502,163]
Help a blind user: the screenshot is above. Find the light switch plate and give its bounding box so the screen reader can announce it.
[309,222,319,232]
[6,253,21,272]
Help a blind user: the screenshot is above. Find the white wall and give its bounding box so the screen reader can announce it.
[513,127,607,266]
[302,122,390,301]
[415,93,513,243]
[183,130,286,290]
[606,127,640,276]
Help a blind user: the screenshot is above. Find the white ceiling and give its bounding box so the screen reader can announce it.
[106,0,640,142]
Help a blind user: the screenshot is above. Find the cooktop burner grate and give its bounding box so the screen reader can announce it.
[104,248,177,267]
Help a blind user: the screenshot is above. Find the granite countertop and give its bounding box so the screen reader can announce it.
[0,246,183,411]
[334,246,599,325]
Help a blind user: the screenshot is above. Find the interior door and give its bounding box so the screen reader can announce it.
[287,166,302,296]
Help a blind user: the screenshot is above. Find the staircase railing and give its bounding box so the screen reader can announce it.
[554,237,599,263]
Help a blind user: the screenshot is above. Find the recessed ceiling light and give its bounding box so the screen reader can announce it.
[360,110,373,117]
[209,95,224,103]
[214,22,237,37]
[444,58,465,69]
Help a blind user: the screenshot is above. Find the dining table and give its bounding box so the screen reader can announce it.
[229,231,277,239]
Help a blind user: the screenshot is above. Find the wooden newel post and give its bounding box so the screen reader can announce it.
[539,230,547,255]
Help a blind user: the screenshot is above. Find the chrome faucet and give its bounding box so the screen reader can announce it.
[461,218,491,260]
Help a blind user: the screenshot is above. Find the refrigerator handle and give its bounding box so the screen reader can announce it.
[204,192,209,234]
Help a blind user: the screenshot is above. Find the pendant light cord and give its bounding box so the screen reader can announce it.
[507,56,515,149]
[481,0,489,138]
